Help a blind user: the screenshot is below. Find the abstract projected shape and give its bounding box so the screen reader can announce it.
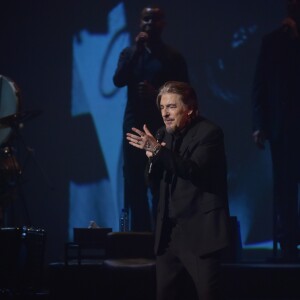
[205,20,274,250]
[69,3,129,238]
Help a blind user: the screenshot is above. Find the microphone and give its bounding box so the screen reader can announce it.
[148,128,165,174]
[155,127,165,143]
[136,32,151,53]
[138,31,148,43]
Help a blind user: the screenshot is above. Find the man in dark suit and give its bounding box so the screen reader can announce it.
[252,0,300,261]
[113,6,189,231]
[126,81,231,300]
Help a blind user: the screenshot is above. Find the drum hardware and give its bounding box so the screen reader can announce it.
[0,145,20,226]
[0,109,44,188]
[0,110,42,129]
[0,77,46,295]
[0,75,19,146]
[0,75,50,227]
[0,146,21,184]
[1,114,55,227]
[0,75,21,214]
[0,110,42,190]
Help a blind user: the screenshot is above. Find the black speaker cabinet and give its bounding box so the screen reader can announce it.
[0,227,46,293]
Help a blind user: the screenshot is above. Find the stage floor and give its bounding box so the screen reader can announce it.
[45,249,300,300]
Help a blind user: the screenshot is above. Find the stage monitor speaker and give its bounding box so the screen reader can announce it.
[73,227,112,247]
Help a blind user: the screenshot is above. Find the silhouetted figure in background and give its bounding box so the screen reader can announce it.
[252,0,300,262]
[113,6,189,231]
[127,81,230,300]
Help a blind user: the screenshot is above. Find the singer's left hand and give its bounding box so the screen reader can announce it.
[126,124,159,157]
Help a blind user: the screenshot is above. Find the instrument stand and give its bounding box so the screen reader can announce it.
[2,118,52,227]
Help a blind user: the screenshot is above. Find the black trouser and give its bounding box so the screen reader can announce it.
[270,132,300,255]
[156,224,221,300]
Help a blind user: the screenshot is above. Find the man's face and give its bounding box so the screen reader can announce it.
[287,0,300,22]
[140,8,165,37]
[160,93,192,134]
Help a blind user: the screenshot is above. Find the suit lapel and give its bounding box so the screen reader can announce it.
[178,118,202,157]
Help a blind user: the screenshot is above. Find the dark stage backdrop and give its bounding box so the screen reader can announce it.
[0,1,284,263]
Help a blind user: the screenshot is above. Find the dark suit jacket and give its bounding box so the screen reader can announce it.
[149,117,231,257]
[113,42,189,134]
[252,27,300,142]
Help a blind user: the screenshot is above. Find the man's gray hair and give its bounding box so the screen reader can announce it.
[156,81,199,118]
